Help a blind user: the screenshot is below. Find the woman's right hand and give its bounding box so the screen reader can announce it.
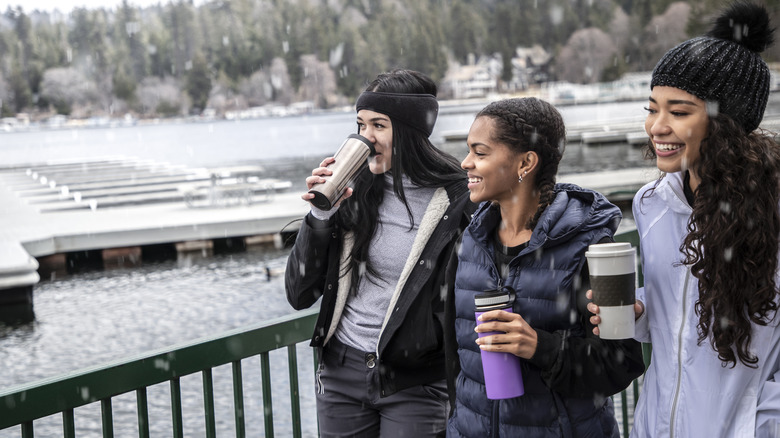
[586,290,645,336]
[301,157,353,206]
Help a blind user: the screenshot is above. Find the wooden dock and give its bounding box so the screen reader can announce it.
[0,156,660,304]
[0,157,305,303]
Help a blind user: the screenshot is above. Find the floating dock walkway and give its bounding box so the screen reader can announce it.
[0,157,301,304]
[0,156,660,304]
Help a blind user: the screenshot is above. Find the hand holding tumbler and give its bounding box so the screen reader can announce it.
[474,288,525,399]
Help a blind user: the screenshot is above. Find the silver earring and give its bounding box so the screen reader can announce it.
[518,170,528,184]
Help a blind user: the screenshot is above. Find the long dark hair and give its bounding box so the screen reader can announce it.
[335,69,464,286]
[475,97,566,230]
[643,114,780,367]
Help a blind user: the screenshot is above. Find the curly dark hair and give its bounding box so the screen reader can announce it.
[643,114,780,367]
[475,97,566,229]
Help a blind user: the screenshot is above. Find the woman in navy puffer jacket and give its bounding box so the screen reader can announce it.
[444,98,645,437]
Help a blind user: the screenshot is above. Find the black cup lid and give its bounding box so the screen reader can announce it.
[308,190,333,210]
[347,133,376,156]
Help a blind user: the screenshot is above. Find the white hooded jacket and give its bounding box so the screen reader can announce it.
[631,171,780,438]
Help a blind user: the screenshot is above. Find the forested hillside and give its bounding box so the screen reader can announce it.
[1,0,778,119]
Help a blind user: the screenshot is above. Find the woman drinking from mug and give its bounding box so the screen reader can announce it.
[444,97,644,437]
[285,69,472,437]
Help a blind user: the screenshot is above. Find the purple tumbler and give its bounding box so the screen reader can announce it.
[475,289,525,399]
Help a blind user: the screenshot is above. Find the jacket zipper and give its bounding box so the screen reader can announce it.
[669,268,691,438]
[475,233,503,435]
[475,234,503,288]
[315,361,325,394]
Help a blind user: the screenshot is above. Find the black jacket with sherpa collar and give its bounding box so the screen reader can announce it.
[285,179,472,397]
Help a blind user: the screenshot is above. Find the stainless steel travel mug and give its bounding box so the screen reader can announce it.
[308,134,375,210]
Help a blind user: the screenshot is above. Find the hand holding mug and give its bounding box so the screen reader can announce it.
[475,309,538,360]
[306,134,374,210]
[474,288,525,399]
[302,157,353,207]
[584,242,637,339]
[586,290,645,337]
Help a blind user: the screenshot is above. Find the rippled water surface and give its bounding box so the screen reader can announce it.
[0,247,320,437]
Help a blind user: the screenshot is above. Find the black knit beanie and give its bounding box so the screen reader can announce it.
[651,1,775,133]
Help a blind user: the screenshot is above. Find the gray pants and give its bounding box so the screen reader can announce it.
[316,338,448,438]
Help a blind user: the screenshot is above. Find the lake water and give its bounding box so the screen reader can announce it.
[0,96,777,436]
[1,99,651,170]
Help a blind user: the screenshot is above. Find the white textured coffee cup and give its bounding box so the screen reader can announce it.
[585,242,636,339]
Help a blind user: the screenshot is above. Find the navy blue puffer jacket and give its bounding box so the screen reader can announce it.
[447,183,637,438]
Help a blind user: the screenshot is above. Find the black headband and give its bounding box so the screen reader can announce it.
[355,91,439,137]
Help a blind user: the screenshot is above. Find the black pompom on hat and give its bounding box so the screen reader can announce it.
[651,1,775,133]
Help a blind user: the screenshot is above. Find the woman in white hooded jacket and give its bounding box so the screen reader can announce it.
[589,2,780,437]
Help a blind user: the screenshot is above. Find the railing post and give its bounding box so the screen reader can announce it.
[136,388,150,438]
[621,391,629,437]
[202,368,216,438]
[633,379,640,411]
[171,377,184,438]
[63,409,75,438]
[260,352,275,437]
[232,360,246,438]
[21,421,33,438]
[100,398,114,438]
[288,345,302,438]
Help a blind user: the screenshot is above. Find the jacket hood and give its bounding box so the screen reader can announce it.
[468,183,621,251]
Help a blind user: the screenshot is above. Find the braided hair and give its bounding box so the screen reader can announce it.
[476,97,566,229]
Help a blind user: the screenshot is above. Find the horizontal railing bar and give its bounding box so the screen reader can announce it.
[0,308,318,429]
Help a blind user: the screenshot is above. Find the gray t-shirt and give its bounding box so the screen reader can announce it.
[334,173,435,352]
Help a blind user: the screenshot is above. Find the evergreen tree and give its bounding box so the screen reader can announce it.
[448,0,485,64]
[185,53,212,112]
[115,1,149,81]
[8,64,31,112]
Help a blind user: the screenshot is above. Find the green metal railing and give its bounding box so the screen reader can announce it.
[0,307,319,437]
[0,229,646,437]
